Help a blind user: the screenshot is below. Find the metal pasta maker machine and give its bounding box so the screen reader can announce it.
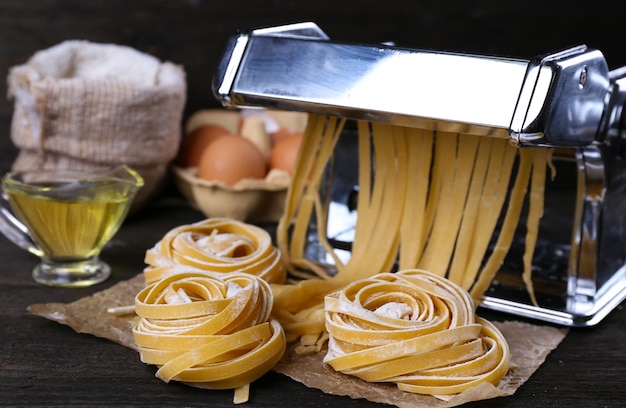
[213,22,626,327]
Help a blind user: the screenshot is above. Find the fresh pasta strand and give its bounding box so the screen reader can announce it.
[273,119,410,344]
[277,114,345,279]
[461,139,517,290]
[417,132,479,277]
[276,114,324,273]
[342,122,408,281]
[277,113,552,380]
[398,127,433,270]
[469,148,534,299]
[295,117,356,277]
[277,120,400,342]
[522,148,554,306]
[271,114,350,343]
[446,136,494,285]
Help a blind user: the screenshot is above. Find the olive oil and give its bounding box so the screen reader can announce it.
[5,184,132,260]
[1,165,143,286]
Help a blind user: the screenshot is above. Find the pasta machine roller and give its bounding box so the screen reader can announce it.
[213,22,626,327]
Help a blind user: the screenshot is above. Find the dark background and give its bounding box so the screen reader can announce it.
[1,0,626,180]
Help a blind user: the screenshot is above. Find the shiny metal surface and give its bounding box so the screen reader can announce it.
[511,47,609,146]
[213,23,626,327]
[299,131,626,327]
[214,23,611,147]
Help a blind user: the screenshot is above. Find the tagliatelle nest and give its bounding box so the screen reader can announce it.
[27,273,569,407]
[324,270,509,396]
[143,218,286,285]
[132,271,286,403]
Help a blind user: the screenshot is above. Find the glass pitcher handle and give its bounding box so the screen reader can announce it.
[0,193,42,257]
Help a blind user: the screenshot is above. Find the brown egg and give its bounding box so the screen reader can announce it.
[270,128,302,147]
[176,124,232,167]
[197,134,267,185]
[269,133,303,174]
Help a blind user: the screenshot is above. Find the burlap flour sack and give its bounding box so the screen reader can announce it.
[7,40,187,211]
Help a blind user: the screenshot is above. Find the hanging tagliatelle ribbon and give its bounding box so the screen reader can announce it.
[132,271,286,403]
[323,269,510,396]
[143,217,286,285]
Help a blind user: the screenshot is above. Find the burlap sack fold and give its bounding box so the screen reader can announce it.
[7,40,187,210]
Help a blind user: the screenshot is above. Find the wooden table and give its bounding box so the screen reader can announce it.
[1,195,625,408]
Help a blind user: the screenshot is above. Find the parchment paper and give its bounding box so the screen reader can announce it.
[28,274,568,407]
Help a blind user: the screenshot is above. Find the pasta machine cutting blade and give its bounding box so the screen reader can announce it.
[213,22,626,326]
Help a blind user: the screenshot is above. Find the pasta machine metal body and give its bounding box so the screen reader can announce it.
[213,22,626,327]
